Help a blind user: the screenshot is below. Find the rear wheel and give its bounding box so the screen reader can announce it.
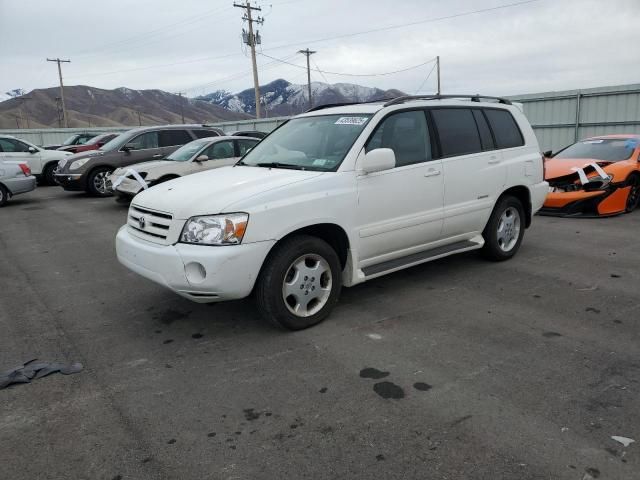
[43,162,58,186]
[255,235,342,330]
[625,175,640,213]
[0,184,8,206]
[86,167,113,197]
[481,195,525,261]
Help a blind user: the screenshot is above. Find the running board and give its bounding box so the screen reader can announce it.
[362,240,481,278]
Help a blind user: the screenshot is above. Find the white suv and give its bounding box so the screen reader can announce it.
[116,95,548,330]
[0,135,72,185]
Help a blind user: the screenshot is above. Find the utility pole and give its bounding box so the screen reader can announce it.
[55,97,63,127]
[137,111,142,126]
[234,1,264,119]
[436,56,441,95]
[298,49,316,109]
[47,58,71,128]
[18,96,32,129]
[175,92,186,124]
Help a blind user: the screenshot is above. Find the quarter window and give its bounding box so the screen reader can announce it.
[159,129,192,147]
[431,108,482,157]
[484,109,524,149]
[366,110,430,167]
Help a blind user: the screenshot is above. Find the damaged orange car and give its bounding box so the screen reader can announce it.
[540,135,640,217]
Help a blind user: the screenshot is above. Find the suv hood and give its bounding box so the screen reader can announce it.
[113,160,171,176]
[132,165,324,219]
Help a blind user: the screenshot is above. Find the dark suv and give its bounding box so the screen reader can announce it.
[55,125,223,196]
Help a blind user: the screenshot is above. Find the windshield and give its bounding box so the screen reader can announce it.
[62,135,80,146]
[86,134,111,145]
[239,114,372,171]
[555,138,638,161]
[165,140,208,161]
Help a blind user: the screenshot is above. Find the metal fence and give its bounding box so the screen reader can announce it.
[508,83,640,152]
[3,84,640,152]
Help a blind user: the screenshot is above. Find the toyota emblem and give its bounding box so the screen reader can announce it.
[138,216,146,229]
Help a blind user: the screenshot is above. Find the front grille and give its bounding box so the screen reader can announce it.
[127,204,174,244]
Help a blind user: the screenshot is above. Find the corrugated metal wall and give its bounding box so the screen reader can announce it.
[3,84,639,152]
[508,83,640,152]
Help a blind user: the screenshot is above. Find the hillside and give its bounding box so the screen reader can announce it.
[198,79,405,116]
[0,86,250,129]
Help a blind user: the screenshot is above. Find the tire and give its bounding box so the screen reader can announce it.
[0,184,8,207]
[86,167,114,197]
[625,174,640,213]
[255,235,342,330]
[481,195,525,261]
[43,162,58,186]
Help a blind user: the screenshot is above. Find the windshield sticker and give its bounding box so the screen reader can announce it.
[312,159,328,166]
[335,117,368,126]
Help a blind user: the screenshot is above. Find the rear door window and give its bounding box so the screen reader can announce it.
[484,109,524,149]
[472,110,495,150]
[159,129,193,147]
[366,110,431,167]
[431,108,482,157]
[0,138,29,152]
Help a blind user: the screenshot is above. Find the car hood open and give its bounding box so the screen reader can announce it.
[132,165,324,219]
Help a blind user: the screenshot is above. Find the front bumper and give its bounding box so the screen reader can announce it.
[115,226,275,303]
[112,176,144,197]
[55,173,85,191]
[4,175,37,195]
[540,185,630,217]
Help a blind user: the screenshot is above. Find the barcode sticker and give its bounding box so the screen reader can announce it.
[335,117,368,126]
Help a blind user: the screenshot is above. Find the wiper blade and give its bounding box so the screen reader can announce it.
[255,162,303,170]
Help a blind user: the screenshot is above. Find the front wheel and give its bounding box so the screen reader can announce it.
[481,195,525,261]
[255,235,342,330]
[625,175,640,213]
[43,162,59,186]
[0,184,8,206]
[86,167,113,197]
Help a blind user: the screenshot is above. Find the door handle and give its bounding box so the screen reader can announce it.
[488,156,500,165]
[152,154,163,159]
[424,169,441,177]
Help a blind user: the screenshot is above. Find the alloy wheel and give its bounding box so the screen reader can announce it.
[496,206,521,252]
[282,254,332,317]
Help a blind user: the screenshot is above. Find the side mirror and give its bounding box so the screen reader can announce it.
[122,143,137,153]
[362,148,396,174]
[543,150,553,158]
[195,155,209,162]
[28,146,37,154]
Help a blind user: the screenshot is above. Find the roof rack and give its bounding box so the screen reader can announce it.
[384,94,512,107]
[306,98,393,113]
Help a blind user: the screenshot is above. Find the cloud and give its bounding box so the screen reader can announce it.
[1,0,639,97]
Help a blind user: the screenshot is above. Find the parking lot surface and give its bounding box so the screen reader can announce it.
[1,187,639,480]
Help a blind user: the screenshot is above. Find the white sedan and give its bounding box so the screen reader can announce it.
[109,135,260,201]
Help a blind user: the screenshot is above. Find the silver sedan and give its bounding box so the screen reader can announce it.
[0,161,37,206]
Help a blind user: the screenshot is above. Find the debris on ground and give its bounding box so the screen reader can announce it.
[611,436,635,447]
[0,359,83,390]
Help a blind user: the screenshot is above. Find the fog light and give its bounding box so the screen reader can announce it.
[185,262,206,284]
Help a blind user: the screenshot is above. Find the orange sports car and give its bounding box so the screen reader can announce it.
[540,134,640,217]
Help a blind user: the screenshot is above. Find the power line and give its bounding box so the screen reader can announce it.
[414,61,438,94]
[258,52,437,77]
[62,0,540,81]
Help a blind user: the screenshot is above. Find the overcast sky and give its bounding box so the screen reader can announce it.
[1,0,639,99]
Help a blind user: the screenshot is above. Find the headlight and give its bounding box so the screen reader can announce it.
[70,158,91,170]
[180,213,248,245]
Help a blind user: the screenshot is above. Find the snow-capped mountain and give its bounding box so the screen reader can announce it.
[198,79,405,116]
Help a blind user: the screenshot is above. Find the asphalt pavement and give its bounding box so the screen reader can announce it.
[1,186,639,480]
